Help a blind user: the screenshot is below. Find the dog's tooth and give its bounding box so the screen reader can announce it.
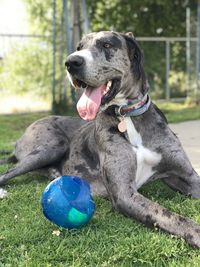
[106,80,112,90]
[108,80,112,87]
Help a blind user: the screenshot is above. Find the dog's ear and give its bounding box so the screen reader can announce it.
[122,33,149,94]
[123,34,143,80]
[125,32,135,39]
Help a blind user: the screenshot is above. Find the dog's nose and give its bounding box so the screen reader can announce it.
[65,55,85,72]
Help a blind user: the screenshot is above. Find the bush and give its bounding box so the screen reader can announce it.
[0,41,52,99]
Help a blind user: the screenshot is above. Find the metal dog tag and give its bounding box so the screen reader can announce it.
[118,120,127,132]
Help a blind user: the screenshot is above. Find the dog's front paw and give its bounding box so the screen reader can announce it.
[0,188,8,199]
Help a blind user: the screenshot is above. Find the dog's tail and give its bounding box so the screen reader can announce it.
[0,151,18,165]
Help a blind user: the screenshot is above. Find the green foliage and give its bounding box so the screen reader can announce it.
[22,0,70,113]
[24,0,62,36]
[87,0,196,36]
[22,0,198,100]
[1,0,197,104]
[87,0,197,98]
[0,42,52,98]
[169,71,187,98]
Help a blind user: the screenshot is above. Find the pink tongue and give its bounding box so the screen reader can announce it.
[77,85,106,120]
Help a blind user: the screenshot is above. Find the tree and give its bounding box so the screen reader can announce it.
[1,0,197,106]
[87,0,197,98]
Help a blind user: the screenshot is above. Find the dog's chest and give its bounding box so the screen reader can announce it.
[123,117,161,189]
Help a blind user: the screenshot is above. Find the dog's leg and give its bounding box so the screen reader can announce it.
[36,167,62,181]
[0,161,40,185]
[47,167,62,180]
[164,170,200,199]
[100,148,200,248]
[118,192,200,247]
[0,165,61,186]
[0,146,66,185]
[90,179,108,198]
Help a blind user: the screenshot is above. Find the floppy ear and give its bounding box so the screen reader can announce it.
[122,33,149,94]
[126,32,135,38]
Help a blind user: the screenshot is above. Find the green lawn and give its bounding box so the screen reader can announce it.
[156,101,200,123]
[1,104,200,266]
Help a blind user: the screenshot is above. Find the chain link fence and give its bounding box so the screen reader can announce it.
[138,37,198,100]
[0,33,198,113]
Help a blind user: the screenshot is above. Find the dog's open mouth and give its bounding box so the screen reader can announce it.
[73,78,120,121]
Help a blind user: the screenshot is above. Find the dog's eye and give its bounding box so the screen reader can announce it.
[103,43,112,49]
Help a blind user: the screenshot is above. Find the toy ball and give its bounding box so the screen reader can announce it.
[41,176,95,229]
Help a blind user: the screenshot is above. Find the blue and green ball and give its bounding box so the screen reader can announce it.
[41,176,95,229]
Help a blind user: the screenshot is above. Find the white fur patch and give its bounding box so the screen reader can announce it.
[66,49,94,87]
[0,188,8,199]
[66,71,73,85]
[70,49,94,63]
[124,117,161,189]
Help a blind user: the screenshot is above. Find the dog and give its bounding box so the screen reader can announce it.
[1,31,200,247]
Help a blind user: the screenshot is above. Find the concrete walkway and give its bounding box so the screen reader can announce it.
[169,120,200,175]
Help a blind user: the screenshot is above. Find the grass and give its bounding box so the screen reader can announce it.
[156,101,200,123]
[0,103,200,266]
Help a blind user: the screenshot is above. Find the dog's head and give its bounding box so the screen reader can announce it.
[65,31,148,120]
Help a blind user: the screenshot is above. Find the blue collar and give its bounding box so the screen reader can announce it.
[116,94,151,117]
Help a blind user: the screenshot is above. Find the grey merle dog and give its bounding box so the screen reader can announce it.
[1,31,200,247]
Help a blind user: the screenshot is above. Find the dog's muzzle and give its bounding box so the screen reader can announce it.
[65,53,121,121]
